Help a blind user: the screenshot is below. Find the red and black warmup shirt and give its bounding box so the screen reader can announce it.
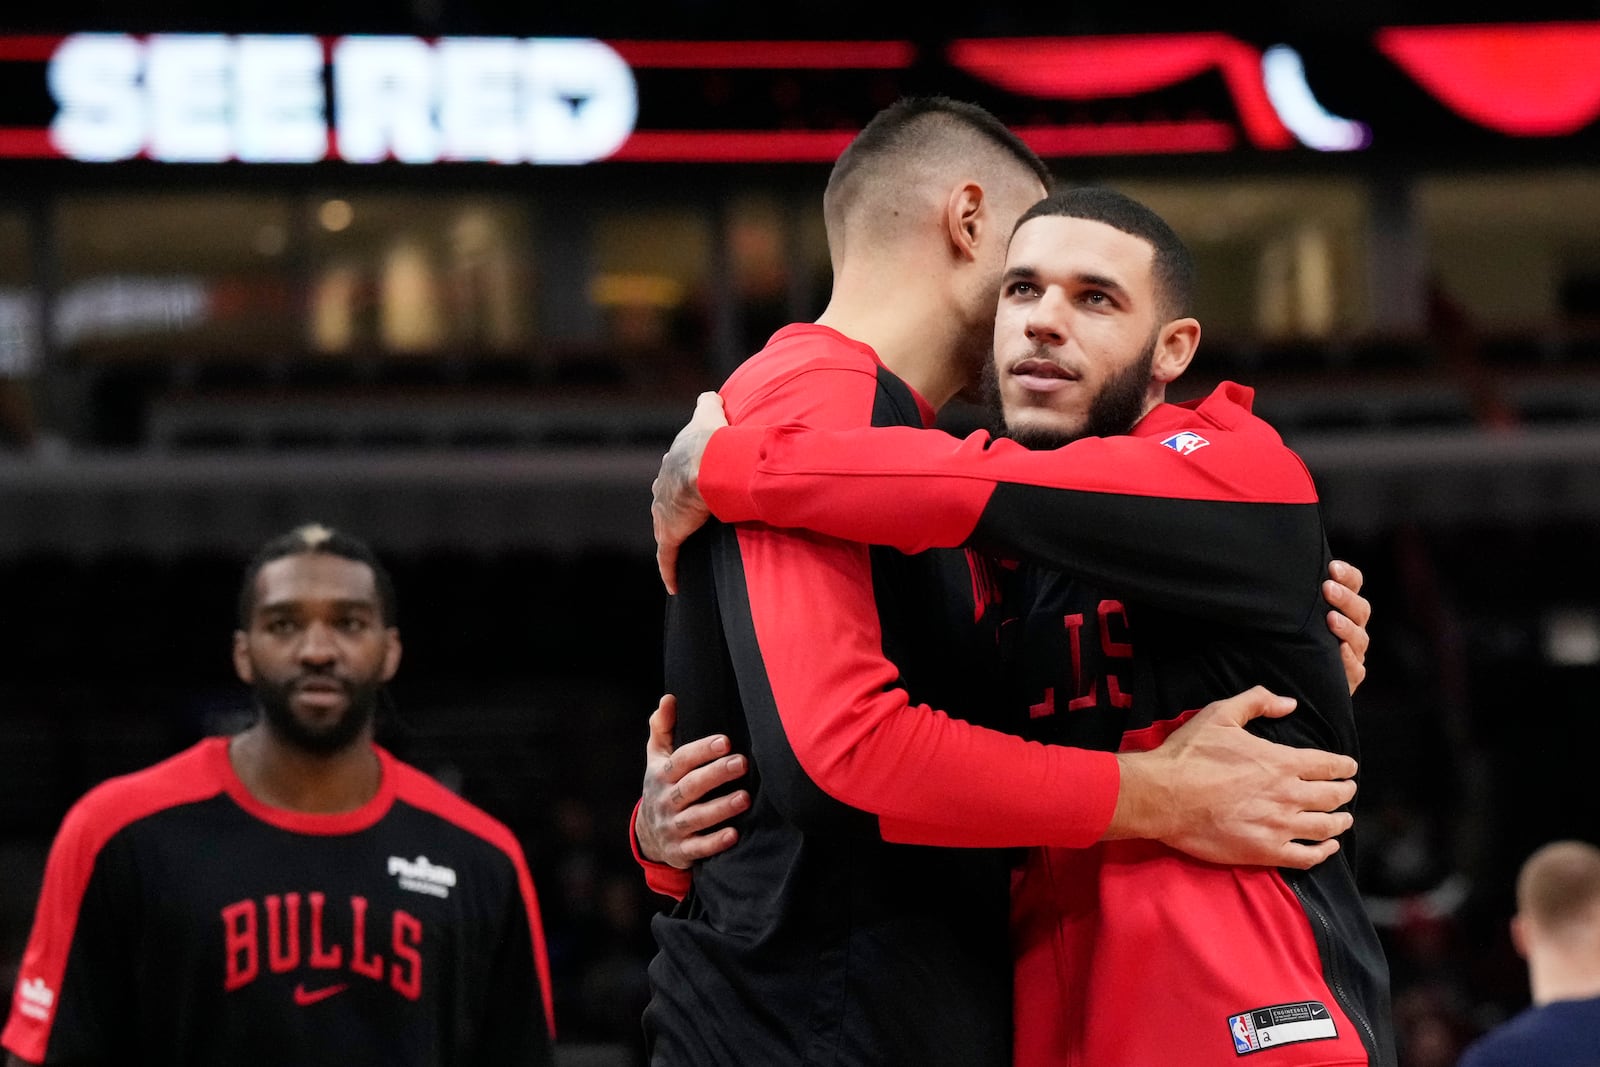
[2,738,554,1067]
[644,324,1120,1067]
[699,381,1398,1066]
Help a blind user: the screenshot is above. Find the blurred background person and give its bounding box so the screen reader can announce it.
[1,524,555,1067]
[1457,840,1600,1067]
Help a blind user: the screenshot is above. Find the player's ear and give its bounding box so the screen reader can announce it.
[232,630,254,685]
[944,181,985,263]
[381,629,402,683]
[1151,317,1201,384]
[1509,915,1528,960]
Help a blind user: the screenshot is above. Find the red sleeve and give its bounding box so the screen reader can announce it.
[505,840,556,1040]
[720,364,1119,849]
[702,421,1317,548]
[2,797,106,1064]
[700,418,1326,632]
[3,752,221,1064]
[629,798,692,901]
[389,760,556,1042]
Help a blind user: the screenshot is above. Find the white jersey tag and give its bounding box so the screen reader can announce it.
[1228,1000,1338,1055]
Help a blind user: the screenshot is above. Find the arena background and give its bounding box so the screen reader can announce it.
[1,3,1598,1064]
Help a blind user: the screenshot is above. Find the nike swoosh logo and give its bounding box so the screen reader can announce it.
[293,982,349,1006]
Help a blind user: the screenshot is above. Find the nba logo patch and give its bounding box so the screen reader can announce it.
[1161,431,1210,455]
[1229,1012,1259,1053]
[1227,1001,1338,1055]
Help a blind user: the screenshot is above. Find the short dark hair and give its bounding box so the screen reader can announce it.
[831,95,1052,190]
[824,96,1054,238]
[236,524,398,628]
[1015,186,1195,319]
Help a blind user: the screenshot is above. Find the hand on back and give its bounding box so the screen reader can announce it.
[635,694,749,867]
[652,392,729,594]
[1110,686,1357,870]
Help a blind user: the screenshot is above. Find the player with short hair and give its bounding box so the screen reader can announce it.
[2,523,555,1067]
[640,96,1372,1067]
[1458,839,1600,1067]
[649,186,1397,1064]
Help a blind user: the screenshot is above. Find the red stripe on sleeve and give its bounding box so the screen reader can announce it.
[388,761,556,1038]
[700,388,1319,556]
[735,521,1120,846]
[717,337,1120,848]
[2,741,226,1063]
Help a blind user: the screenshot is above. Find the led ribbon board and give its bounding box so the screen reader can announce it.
[0,34,638,163]
[0,24,1596,163]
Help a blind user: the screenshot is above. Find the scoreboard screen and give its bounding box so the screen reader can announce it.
[0,22,1597,164]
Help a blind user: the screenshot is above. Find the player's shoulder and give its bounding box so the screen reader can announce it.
[1455,997,1589,1067]
[724,323,882,393]
[54,739,228,856]
[722,324,888,425]
[381,752,526,864]
[1164,382,1305,455]
[1180,381,1285,441]
[1142,384,1285,455]
[1453,1023,1526,1067]
[1136,383,1318,501]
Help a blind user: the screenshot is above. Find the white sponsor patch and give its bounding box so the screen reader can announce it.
[1228,1001,1337,1055]
[1161,431,1211,455]
[17,976,54,1021]
[387,854,457,899]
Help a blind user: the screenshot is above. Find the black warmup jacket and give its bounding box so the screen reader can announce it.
[644,324,1122,1067]
[2,738,554,1067]
[698,380,1398,1066]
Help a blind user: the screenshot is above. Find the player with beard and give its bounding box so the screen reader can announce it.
[648,186,1396,1065]
[3,524,555,1067]
[636,99,1374,1067]
[979,309,1153,450]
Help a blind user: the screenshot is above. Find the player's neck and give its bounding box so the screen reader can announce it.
[228,723,382,814]
[880,344,968,413]
[816,270,970,410]
[1527,945,1600,1006]
[1141,379,1170,420]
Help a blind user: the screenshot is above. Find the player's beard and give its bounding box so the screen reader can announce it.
[984,333,1156,450]
[254,674,381,756]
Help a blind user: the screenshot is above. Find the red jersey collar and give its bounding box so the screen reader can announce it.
[1130,380,1257,439]
[208,735,398,836]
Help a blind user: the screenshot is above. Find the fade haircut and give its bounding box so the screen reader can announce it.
[1015,186,1196,320]
[823,96,1054,254]
[1517,839,1600,933]
[236,523,398,628]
